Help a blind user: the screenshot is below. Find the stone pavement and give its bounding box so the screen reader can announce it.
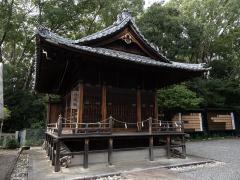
[124,168,189,180]
[0,149,18,180]
[28,147,210,180]
[181,138,240,180]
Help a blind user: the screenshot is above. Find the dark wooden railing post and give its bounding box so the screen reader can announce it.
[149,117,152,134]
[180,113,184,132]
[83,138,89,169]
[108,138,113,165]
[109,116,113,133]
[57,115,62,137]
[149,136,154,161]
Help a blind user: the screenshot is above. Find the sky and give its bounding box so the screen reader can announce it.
[144,0,163,9]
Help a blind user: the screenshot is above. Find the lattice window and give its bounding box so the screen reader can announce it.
[141,91,154,121]
[107,87,137,128]
[83,85,101,123]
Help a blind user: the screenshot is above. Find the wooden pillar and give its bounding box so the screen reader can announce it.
[47,101,51,124]
[54,140,60,172]
[51,142,55,166]
[65,95,68,121]
[83,138,89,169]
[137,89,141,131]
[49,140,53,160]
[77,83,84,125]
[182,135,186,158]
[47,137,50,157]
[154,91,158,122]
[101,84,107,121]
[149,117,152,134]
[149,136,154,161]
[108,138,113,165]
[166,136,171,159]
[45,135,48,154]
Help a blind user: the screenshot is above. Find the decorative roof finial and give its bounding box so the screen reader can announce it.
[117,8,132,23]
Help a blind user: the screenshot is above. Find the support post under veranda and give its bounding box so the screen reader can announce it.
[83,138,89,169]
[108,138,113,165]
[54,140,61,172]
[149,136,154,161]
[167,135,171,159]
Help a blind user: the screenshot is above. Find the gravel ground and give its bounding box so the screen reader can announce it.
[0,149,18,180]
[175,138,240,180]
[10,151,29,180]
[96,175,122,180]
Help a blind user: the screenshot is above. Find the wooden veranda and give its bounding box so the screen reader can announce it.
[45,115,186,171]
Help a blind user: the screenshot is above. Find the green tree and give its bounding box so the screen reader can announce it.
[3,107,11,120]
[158,84,203,110]
[1,0,144,132]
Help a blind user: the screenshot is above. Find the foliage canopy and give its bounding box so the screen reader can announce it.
[1,0,240,131]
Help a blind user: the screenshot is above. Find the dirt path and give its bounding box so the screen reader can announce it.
[0,149,18,180]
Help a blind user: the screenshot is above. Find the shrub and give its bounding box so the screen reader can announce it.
[5,139,19,149]
[25,139,43,146]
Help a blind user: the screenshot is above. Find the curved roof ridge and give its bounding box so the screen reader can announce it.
[36,26,79,44]
[75,10,170,63]
[76,16,131,43]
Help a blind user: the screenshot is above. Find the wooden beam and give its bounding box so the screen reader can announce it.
[101,84,107,121]
[154,91,158,122]
[77,83,84,125]
[83,138,89,169]
[137,89,141,131]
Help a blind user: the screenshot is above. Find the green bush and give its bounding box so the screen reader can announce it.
[25,139,43,146]
[25,129,44,146]
[5,139,19,149]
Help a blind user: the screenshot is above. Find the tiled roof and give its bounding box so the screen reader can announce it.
[76,9,169,62]
[37,27,209,72]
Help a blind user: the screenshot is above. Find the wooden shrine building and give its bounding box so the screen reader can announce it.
[35,10,209,172]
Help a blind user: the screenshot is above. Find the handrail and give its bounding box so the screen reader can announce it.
[46,115,184,136]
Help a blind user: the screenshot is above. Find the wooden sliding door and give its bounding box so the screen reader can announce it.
[107,87,137,129]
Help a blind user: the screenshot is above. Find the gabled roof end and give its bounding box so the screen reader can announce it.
[117,9,133,23]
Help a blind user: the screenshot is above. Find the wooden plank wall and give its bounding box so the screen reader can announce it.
[207,112,234,131]
[64,85,79,124]
[82,85,101,123]
[172,113,203,132]
[107,87,136,128]
[48,103,61,124]
[141,91,155,121]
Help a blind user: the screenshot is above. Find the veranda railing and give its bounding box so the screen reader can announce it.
[46,115,184,136]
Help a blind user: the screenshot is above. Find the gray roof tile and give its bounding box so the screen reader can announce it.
[37,27,209,72]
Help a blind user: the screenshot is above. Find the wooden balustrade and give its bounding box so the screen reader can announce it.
[46,116,184,136]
